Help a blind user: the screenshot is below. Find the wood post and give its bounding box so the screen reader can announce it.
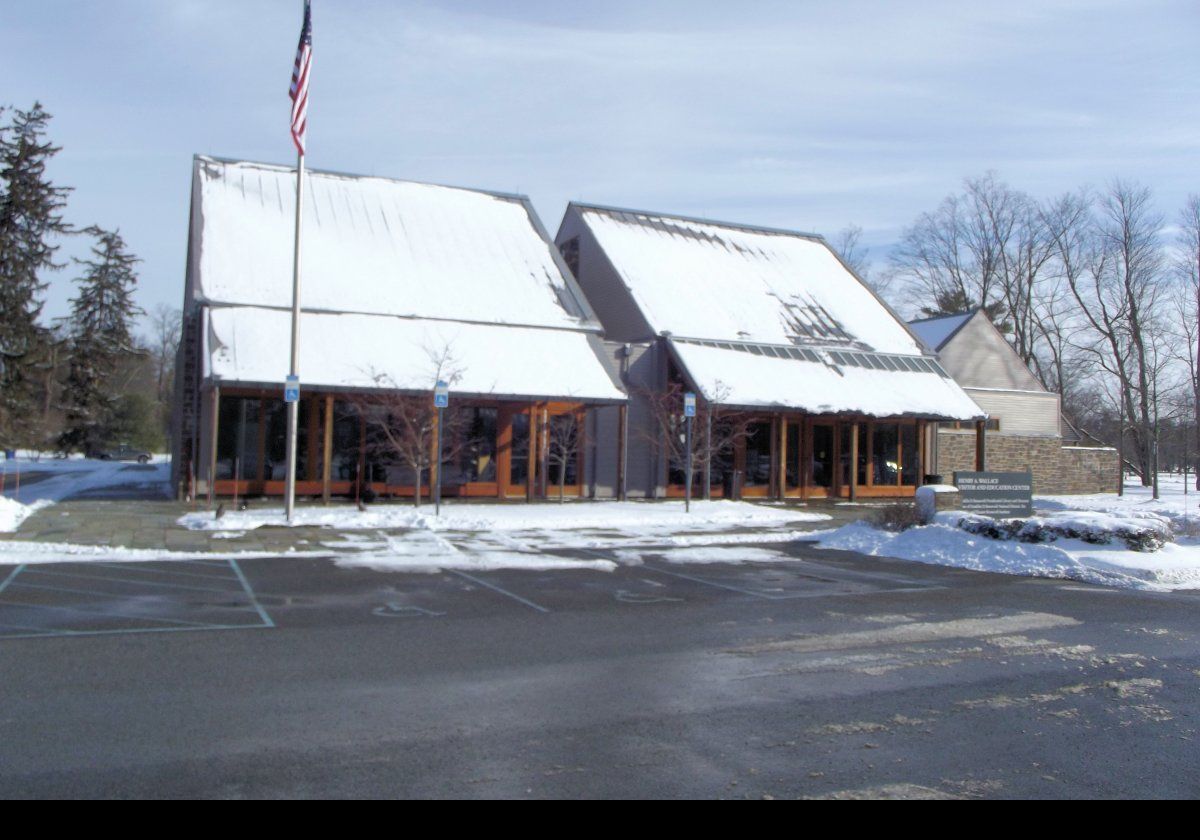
[849,421,859,502]
[975,420,986,471]
[617,404,628,501]
[777,416,787,499]
[321,394,334,504]
[207,386,220,509]
[527,403,536,501]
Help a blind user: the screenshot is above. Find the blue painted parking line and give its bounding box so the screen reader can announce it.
[0,559,273,641]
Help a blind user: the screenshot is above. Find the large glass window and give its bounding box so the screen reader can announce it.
[857,422,869,486]
[744,422,772,487]
[546,413,580,487]
[872,422,899,486]
[216,396,260,481]
[331,402,361,482]
[812,424,834,488]
[901,423,920,486]
[443,407,497,484]
[509,411,530,488]
[265,399,309,480]
[785,422,800,488]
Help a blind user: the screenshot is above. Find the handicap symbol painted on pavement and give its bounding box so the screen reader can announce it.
[614,590,684,605]
[373,602,446,618]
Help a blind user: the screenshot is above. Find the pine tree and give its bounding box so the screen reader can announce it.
[0,103,71,448]
[59,227,141,454]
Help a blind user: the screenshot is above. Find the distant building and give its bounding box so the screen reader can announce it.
[908,310,1117,494]
[556,204,986,500]
[171,157,624,501]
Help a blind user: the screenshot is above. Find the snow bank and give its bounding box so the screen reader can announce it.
[1037,474,1200,534]
[0,498,50,533]
[815,521,1200,591]
[179,500,829,533]
[0,540,317,566]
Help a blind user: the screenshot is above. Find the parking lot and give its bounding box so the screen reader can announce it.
[2,542,1199,798]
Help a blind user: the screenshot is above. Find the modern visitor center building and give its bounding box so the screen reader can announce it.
[172,157,992,503]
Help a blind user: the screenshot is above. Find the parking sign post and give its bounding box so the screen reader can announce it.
[683,392,696,513]
[434,381,449,516]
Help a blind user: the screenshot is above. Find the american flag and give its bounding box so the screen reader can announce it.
[288,1,312,156]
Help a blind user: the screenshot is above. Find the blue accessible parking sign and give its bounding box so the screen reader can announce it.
[284,375,300,403]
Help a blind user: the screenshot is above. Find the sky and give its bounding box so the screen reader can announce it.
[2,0,1198,330]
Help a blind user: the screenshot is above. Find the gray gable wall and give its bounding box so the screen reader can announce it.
[938,311,1046,391]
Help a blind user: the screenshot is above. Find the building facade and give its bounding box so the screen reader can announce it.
[171,157,625,502]
[908,310,1118,494]
[556,204,987,500]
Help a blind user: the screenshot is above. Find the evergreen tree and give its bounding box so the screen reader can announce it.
[59,227,141,454]
[0,103,71,448]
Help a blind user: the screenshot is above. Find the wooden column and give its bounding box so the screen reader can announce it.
[207,386,220,509]
[526,403,537,502]
[975,420,987,471]
[617,404,628,501]
[321,394,334,504]
[777,416,787,499]
[849,421,859,502]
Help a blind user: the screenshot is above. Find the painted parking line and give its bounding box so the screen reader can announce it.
[0,558,273,640]
[644,565,786,600]
[448,569,550,613]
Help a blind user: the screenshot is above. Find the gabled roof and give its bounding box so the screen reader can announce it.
[192,156,597,331]
[567,203,923,355]
[907,311,975,352]
[188,157,623,402]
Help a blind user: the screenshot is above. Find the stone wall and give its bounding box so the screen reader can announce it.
[936,432,1118,495]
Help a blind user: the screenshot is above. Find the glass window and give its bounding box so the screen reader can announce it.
[216,396,260,481]
[812,424,834,488]
[744,421,772,486]
[785,422,800,488]
[443,407,497,484]
[872,422,899,486]
[331,402,361,482]
[857,422,870,485]
[547,413,580,487]
[509,411,530,488]
[265,398,309,481]
[901,423,919,486]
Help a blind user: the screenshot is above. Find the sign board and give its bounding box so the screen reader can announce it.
[284,375,300,403]
[953,471,1033,518]
[434,380,450,409]
[683,392,697,418]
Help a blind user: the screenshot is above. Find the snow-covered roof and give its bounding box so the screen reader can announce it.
[907,311,974,352]
[192,156,595,330]
[190,157,623,402]
[668,339,985,420]
[572,205,922,354]
[206,307,625,403]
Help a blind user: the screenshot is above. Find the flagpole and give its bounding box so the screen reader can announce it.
[285,151,304,522]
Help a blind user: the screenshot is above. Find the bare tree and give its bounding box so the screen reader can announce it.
[638,380,752,498]
[832,223,891,297]
[147,304,181,404]
[545,411,582,503]
[350,346,469,507]
[1175,194,1200,487]
[1050,182,1170,486]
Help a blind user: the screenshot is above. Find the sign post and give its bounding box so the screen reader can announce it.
[683,392,696,513]
[433,380,449,516]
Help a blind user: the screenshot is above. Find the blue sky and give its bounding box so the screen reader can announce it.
[3,0,1198,329]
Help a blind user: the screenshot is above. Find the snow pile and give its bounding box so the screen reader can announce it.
[0,497,50,533]
[814,516,1200,591]
[179,500,828,533]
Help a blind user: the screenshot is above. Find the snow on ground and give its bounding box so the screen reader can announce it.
[813,512,1200,592]
[613,546,786,565]
[0,453,171,505]
[1038,473,1200,532]
[330,530,616,574]
[0,498,51,533]
[179,500,828,533]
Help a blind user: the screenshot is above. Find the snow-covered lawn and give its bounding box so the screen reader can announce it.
[0,498,51,533]
[0,540,313,566]
[811,476,1200,592]
[178,500,827,534]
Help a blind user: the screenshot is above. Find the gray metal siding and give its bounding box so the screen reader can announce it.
[938,314,1046,391]
[556,207,656,343]
[965,388,1061,437]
